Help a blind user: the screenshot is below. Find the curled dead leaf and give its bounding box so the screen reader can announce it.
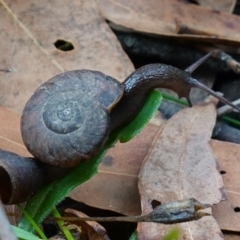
[64,209,110,240]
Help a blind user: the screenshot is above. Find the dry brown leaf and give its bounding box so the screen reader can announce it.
[64,208,110,240]
[70,122,161,215]
[196,0,236,13]
[137,101,224,240]
[211,140,240,232]
[0,106,29,156]
[98,0,240,45]
[4,205,21,226]
[0,0,134,113]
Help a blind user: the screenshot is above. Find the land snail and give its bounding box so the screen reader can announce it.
[21,51,240,168]
[1,52,240,204]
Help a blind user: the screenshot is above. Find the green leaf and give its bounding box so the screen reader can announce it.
[129,231,138,240]
[161,92,240,129]
[161,92,188,106]
[162,228,181,240]
[128,228,180,240]
[19,90,162,232]
[12,225,42,240]
[18,204,47,239]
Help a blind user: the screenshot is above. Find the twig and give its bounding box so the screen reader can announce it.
[49,199,210,225]
[217,98,240,116]
[212,50,240,74]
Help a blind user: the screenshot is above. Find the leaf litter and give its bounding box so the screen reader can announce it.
[0,0,240,239]
[138,98,224,240]
[99,0,240,45]
[211,140,240,232]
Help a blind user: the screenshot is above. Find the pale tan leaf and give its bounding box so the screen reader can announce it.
[138,101,224,240]
[0,106,30,156]
[99,0,240,46]
[196,0,236,13]
[0,0,134,113]
[211,140,240,232]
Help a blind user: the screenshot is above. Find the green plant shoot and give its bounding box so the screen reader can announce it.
[12,225,42,240]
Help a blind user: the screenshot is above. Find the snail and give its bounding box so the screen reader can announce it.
[1,51,240,204]
[20,52,240,168]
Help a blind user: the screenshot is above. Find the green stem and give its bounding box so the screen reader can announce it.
[162,93,240,127]
[221,116,240,127]
[17,204,48,240]
[52,208,74,240]
[161,93,189,106]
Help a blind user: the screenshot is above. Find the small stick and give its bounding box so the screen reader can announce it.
[212,50,240,74]
[217,98,240,116]
[49,199,210,225]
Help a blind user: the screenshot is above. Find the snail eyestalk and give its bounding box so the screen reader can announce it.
[189,77,240,112]
[185,51,214,74]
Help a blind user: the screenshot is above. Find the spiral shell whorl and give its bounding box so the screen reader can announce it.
[43,92,85,134]
[21,70,123,167]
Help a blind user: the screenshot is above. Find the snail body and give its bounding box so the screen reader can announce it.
[21,53,240,168]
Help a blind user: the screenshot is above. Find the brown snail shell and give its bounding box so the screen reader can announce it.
[21,70,124,167]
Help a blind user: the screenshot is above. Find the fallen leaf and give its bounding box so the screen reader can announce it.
[70,122,162,215]
[196,0,236,13]
[137,100,224,240]
[211,140,240,232]
[0,106,29,156]
[99,0,240,45]
[65,208,110,240]
[0,0,134,113]
[4,205,21,226]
